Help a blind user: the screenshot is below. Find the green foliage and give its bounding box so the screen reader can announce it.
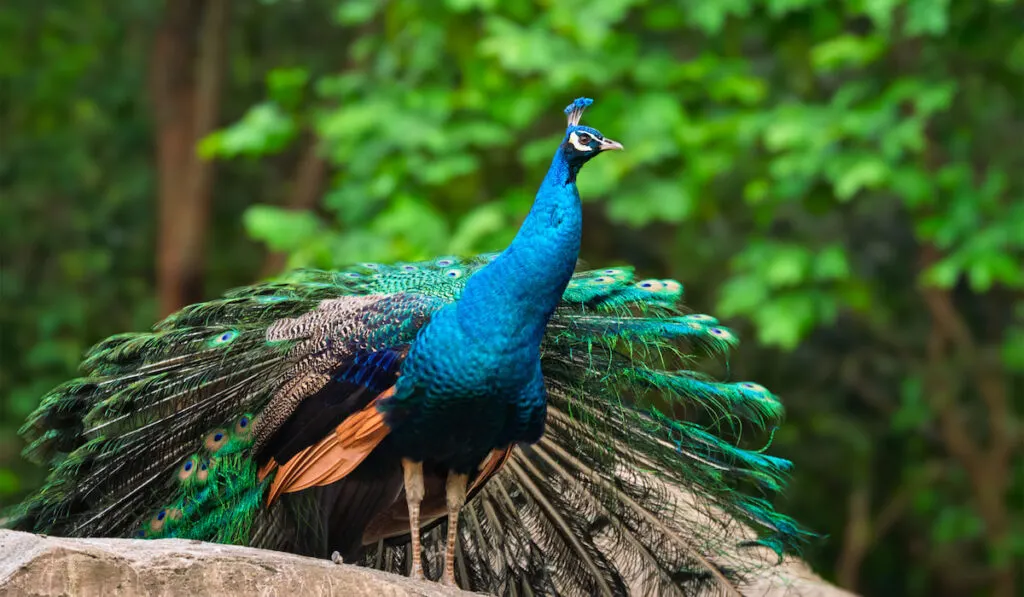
[199,103,298,159]
[3,0,1021,595]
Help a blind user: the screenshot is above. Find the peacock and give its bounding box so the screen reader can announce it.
[6,98,809,596]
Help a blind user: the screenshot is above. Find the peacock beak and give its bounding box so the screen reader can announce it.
[599,138,624,151]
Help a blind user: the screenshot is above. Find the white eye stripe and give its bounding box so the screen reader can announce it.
[569,131,594,152]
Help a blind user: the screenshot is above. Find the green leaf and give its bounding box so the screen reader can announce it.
[966,252,1024,292]
[445,0,498,11]
[751,293,819,350]
[764,245,812,287]
[913,81,956,117]
[905,0,950,36]
[890,167,935,208]
[266,67,310,110]
[813,245,851,281]
[763,110,817,152]
[683,0,752,35]
[243,206,323,251]
[811,35,886,73]
[922,257,961,289]
[371,195,449,257]
[718,275,770,318]
[334,0,380,24]
[448,203,510,254]
[860,0,898,30]
[198,103,297,159]
[831,155,889,201]
[708,73,768,106]
[416,153,479,186]
[606,179,695,227]
[743,179,770,205]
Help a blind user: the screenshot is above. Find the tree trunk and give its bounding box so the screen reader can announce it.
[150,0,232,316]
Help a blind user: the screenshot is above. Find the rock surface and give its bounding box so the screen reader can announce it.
[0,530,470,597]
[0,529,856,597]
[735,554,860,597]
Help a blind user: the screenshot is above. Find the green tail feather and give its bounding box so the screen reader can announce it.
[138,414,269,544]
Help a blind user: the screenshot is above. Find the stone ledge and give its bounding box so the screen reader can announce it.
[0,530,471,597]
[0,529,857,597]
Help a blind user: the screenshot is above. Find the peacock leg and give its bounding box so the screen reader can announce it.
[441,471,469,586]
[401,458,426,579]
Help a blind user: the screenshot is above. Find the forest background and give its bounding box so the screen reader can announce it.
[1,1,1021,596]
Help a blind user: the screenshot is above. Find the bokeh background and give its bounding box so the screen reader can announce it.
[1,1,1021,596]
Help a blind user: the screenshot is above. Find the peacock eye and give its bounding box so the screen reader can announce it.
[577,132,592,144]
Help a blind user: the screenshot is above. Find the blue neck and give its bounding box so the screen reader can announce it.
[456,146,581,347]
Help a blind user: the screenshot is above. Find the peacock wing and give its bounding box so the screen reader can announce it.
[9,271,447,544]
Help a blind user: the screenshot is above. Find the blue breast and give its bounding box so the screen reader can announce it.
[380,305,548,472]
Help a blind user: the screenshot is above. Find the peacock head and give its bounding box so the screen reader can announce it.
[561,97,623,169]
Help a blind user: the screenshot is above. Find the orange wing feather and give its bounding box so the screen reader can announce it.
[469,446,514,495]
[260,387,395,505]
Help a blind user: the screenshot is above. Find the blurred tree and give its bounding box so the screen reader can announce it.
[1,1,1021,596]
[150,0,232,315]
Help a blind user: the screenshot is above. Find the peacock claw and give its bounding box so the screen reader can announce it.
[331,551,343,565]
[407,561,424,580]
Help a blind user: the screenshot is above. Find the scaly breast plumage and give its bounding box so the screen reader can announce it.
[404,306,537,395]
[381,306,541,465]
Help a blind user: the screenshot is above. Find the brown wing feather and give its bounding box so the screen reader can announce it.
[260,387,395,505]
